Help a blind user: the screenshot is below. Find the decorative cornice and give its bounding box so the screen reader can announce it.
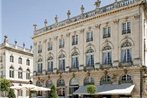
[33,2,142,39]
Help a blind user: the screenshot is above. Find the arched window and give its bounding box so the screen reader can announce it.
[57,79,65,96]
[38,58,43,73]
[26,59,30,65]
[71,52,79,69]
[100,75,112,85]
[102,45,112,65]
[10,55,14,62]
[84,76,95,86]
[121,41,132,63]
[26,69,30,79]
[46,80,52,88]
[69,77,79,96]
[119,74,133,84]
[9,66,14,78]
[48,56,53,72]
[59,54,65,71]
[18,57,22,64]
[86,48,94,68]
[18,67,23,79]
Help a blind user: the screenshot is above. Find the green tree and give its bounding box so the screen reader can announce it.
[49,84,59,98]
[87,85,96,94]
[0,78,11,97]
[7,89,16,98]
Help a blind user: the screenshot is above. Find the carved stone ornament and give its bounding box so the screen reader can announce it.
[124,68,128,74]
[113,19,119,24]
[80,29,85,33]
[66,33,70,37]
[133,14,140,19]
[95,24,101,29]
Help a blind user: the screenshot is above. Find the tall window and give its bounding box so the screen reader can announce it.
[38,44,42,53]
[48,56,53,72]
[59,39,64,48]
[26,69,30,79]
[122,22,131,34]
[18,67,23,79]
[48,42,53,51]
[10,55,14,62]
[18,57,22,64]
[57,79,65,96]
[9,66,14,78]
[86,48,94,67]
[71,52,79,69]
[103,27,111,38]
[86,32,93,42]
[72,35,78,45]
[102,46,112,65]
[121,41,132,63]
[38,58,43,73]
[59,54,65,71]
[26,59,30,66]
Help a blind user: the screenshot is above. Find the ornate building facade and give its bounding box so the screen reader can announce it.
[33,0,147,98]
[0,36,33,98]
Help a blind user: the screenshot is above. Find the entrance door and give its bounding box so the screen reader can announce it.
[102,95,111,98]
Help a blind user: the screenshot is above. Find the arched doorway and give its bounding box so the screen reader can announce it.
[69,77,79,98]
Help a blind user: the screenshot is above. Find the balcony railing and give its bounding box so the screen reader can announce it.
[122,29,131,34]
[86,38,93,42]
[103,33,111,38]
[34,0,140,35]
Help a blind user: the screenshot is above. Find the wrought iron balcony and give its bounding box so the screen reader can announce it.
[122,29,131,34]
[86,38,93,42]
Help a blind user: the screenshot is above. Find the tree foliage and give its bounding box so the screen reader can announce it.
[87,85,96,94]
[0,78,11,97]
[48,84,59,98]
[7,89,16,98]
[0,78,11,91]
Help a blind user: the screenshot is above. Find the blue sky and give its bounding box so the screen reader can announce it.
[1,0,115,48]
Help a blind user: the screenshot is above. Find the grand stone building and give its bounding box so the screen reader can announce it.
[0,36,33,98]
[32,0,147,98]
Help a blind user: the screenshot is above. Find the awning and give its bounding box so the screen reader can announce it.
[73,83,135,95]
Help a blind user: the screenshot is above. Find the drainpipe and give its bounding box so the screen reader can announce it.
[140,68,143,98]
